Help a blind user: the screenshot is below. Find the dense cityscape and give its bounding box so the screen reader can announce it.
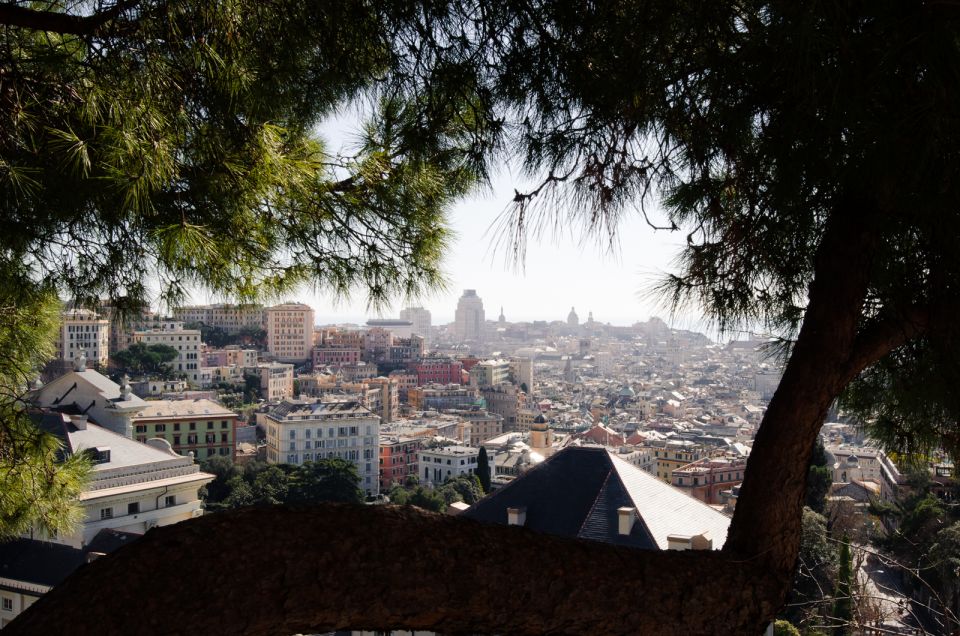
[4,289,956,634]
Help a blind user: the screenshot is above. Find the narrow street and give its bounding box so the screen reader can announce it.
[857,549,923,635]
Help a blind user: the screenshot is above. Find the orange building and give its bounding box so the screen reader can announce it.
[671,455,747,505]
[379,435,423,490]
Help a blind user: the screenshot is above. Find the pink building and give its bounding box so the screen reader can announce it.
[204,346,257,368]
[415,360,463,385]
[313,348,362,367]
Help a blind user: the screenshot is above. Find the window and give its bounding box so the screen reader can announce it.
[155,424,166,433]
[164,495,176,507]
[289,442,296,451]
[173,435,181,446]
[220,433,228,443]
[207,421,213,429]
[219,447,229,456]
[189,422,196,430]
[221,420,229,429]
[305,429,311,439]
[128,502,140,515]
[100,507,113,520]
[187,434,197,445]
[174,423,180,431]
[289,430,296,439]
[2,598,12,612]
[207,448,215,457]
[135,425,146,433]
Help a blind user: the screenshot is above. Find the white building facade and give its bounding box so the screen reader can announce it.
[131,321,203,384]
[32,412,213,548]
[419,445,494,487]
[262,399,380,495]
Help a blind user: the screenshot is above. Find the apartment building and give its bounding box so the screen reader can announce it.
[172,303,264,334]
[379,435,423,490]
[262,399,380,495]
[265,303,315,363]
[131,321,203,384]
[57,309,110,368]
[469,359,511,387]
[671,455,748,505]
[419,445,492,488]
[255,362,294,401]
[132,399,238,461]
[408,384,480,411]
[414,359,463,385]
[34,412,213,548]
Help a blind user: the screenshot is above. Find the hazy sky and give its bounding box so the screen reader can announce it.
[304,167,692,327]
[194,115,699,328]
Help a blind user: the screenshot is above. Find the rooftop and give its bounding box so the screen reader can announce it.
[463,446,729,550]
[134,399,235,419]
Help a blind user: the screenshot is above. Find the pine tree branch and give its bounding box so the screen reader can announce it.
[0,1,140,36]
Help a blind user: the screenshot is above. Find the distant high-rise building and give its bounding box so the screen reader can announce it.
[567,306,579,327]
[399,306,432,345]
[454,290,484,343]
[498,306,506,324]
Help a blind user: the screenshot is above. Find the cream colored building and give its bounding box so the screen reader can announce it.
[266,302,315,363]
[57,309,110,368]
[32,412,213,548]
[469,359,511,387]
[131,321,203,384]
[172,303,264,334]
[256,362,294,401]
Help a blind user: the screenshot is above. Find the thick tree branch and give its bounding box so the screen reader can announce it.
[9,504,780,636]
[0,2,139,36]
[842,305,931,385]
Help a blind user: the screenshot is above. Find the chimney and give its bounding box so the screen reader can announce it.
[617,506,636,535]
[69,414,88,430]
[507,506,526,526]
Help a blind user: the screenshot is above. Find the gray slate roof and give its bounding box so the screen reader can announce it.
[463,446,729,550]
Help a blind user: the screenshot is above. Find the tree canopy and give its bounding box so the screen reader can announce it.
[111,342,179,377]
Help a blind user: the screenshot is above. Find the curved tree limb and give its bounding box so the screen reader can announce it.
[0,2,140,36]
[8,504,779,635]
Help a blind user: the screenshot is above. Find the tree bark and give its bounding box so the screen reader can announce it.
[724,208,876,578]
[9,504,779,636]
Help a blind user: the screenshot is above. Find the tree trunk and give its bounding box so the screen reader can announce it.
[9,504,779,636]
[724,210,875,578]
